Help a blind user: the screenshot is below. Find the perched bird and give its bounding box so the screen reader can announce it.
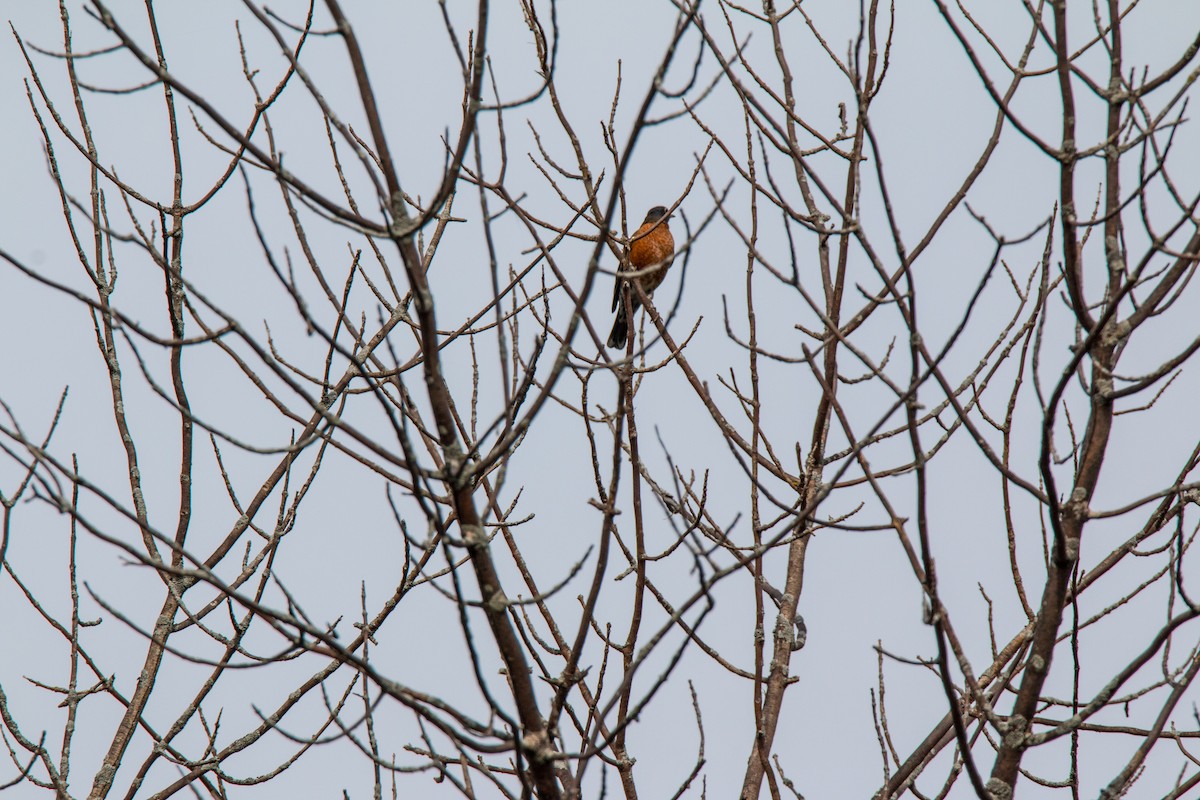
[607,206,676,349]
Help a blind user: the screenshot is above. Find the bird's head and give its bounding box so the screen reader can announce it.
[644,206,670,224]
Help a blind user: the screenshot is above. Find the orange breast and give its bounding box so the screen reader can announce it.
[630,225,674,270]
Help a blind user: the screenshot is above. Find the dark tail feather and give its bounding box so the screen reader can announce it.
[607,301,628,349]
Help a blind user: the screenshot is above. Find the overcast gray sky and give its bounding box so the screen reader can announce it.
[4,2,1200,798]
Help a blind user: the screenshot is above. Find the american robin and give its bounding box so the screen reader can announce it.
[607,206,676,349]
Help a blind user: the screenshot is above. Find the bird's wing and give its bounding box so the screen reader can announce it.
[611,242,633,311]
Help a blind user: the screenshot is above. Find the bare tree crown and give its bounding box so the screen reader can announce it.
[2,2,1199,798]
